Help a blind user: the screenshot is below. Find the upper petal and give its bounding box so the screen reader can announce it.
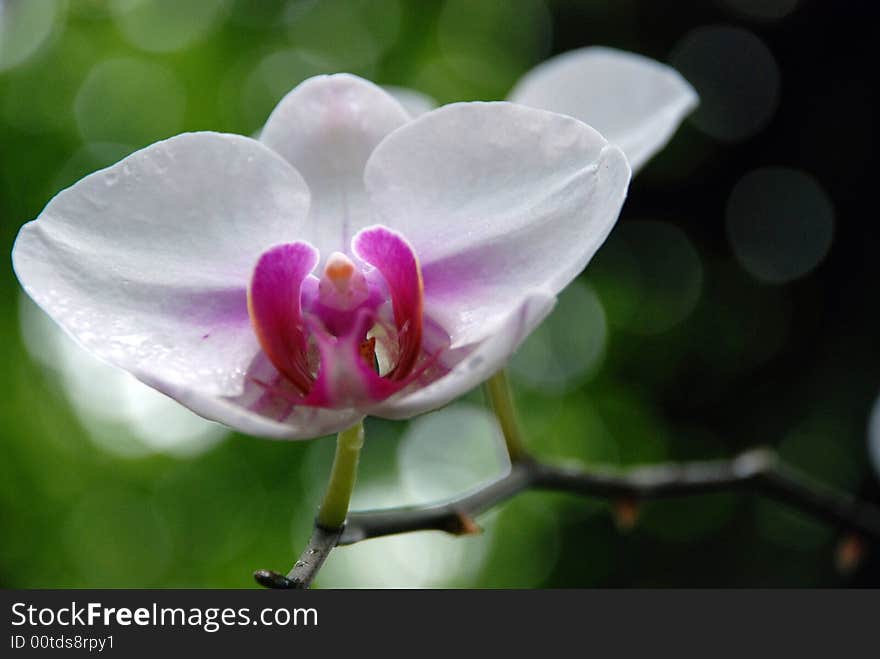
[364,102,630,347]
[12,132,312,399]
[508,47,698,172]
[260,74,410,259]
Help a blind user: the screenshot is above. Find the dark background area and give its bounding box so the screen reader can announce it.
[1,0,878,587]
[545,0,880,585]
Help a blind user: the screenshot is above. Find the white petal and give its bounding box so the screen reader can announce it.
[364,101,630,347]
[508,47,698,171]
[141,370,364,441]
[370,291,556,419]
[12,132,311,400]
[382,85,438,118]
[260,74,410,259]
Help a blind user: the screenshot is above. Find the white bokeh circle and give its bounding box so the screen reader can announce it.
[670,25,780,142]
[726,167,834,284]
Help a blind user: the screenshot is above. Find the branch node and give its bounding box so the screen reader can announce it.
[253,569,296,589]
[835,534,866,576]
[732,447,777,479]
[612,498,640,532]
[447,511,483,536]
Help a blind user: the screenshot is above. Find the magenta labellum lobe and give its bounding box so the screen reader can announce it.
[247,242,318,396]
[247,225,430,409]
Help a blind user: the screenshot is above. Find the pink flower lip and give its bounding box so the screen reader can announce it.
[247,225,434,410]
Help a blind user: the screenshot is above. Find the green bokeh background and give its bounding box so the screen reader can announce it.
[1,0,878,587]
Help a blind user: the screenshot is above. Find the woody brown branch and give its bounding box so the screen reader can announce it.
[256,447,880,589]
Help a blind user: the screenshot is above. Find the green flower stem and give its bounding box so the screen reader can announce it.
[316,421,365,530]
[484,369,530,463]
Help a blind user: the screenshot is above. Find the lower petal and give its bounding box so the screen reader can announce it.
[368,290,556,419]
[137,354,363,440]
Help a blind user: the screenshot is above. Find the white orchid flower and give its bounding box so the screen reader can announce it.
[12,48,694,440]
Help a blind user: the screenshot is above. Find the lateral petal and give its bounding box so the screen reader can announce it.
[12,132,312,399]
